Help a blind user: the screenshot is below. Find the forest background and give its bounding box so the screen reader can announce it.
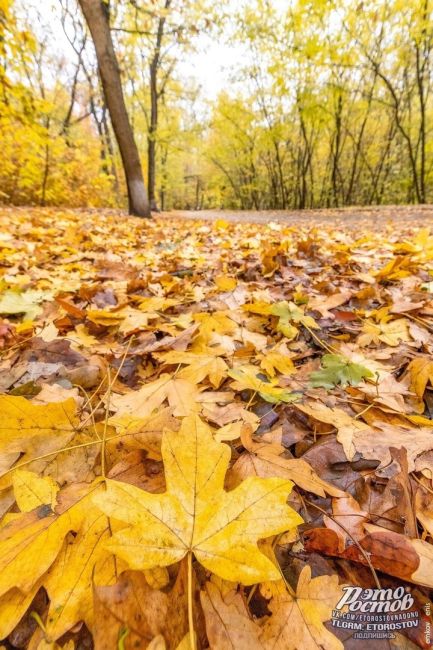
[1,0,433,212]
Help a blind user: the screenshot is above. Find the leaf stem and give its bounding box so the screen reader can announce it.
[187,552,196,650]
[101,365,111,478]
[302,322,336,354]
[80,334,135,429]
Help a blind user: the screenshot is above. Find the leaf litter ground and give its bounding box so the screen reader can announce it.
[0,207,432,649]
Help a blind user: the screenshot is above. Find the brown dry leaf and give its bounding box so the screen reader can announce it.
[356,373,411,413]
[387,447,418,537]
[295,401,372,460]
[227,428,344,497]
[93,561,203,650]
[200,581,262,650]
[415,486,433,538]
[353,425,433,474]
[324,494,368,543]
[363,524,433,589]
[308,290,352,319]
[304,523,433,588]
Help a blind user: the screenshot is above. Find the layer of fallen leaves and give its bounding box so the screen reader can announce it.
[0,207,433,649]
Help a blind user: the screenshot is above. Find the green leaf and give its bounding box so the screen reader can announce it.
[310,354,374,389]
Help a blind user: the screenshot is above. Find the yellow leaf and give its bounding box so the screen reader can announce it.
[406,357,433,400]
[118,307,154,334]
[164,377,200,416]
[0,289,52,321]
[259,349,295,377]
[137,297,180,312]
[157,350,228,388]
[66,324,99,349]
[108,408,178,461]
[0,482,117,641]
[0,396,78,454]
[109,375,172,419]
[109,375,199,421]
[215,276,237,291]
[244,300,318,341]
[0,483,94,599]
[260,567,343,649]
[13,470,59,512]
[86,309,125,326]
[228,365,298,404]
[0,583,41,640]
[193,311,236,342]
[358,318,410,347]
[0,397,78,487]
[215,218,229,230]
[44,506,118,639]
[94,415,302,585]
[215,420,245,442]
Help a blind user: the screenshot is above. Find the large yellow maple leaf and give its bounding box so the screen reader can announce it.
[94,415,302,585]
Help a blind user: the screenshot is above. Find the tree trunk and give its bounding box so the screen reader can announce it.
[147,0,171,212]
[78,0,150,217]
[148,58,158,211]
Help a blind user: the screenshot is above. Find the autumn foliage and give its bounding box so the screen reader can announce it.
[0,208,432,648]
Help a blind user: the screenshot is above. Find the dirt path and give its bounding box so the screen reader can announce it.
[163,205,433,226]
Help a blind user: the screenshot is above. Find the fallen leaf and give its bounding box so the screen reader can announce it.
[0,289,53,321]
[93,561,203,650]
[227,428,344,498]
[228,365,298,404]
[200,581,262,649]
[94,415,303,584]
[310,353,373,389]
[260,567,343,650]
[296,401,371,460]
[358,318,411,347]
